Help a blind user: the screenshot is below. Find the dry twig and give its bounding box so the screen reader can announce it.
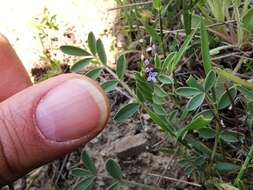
[148,173,202,188]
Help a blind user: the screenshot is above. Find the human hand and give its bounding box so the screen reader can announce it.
[0,35,109,186]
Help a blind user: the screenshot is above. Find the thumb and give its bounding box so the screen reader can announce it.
[0,74,109,186]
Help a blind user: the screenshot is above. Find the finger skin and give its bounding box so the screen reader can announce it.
[0,73,110,186]
[0,34,32,101]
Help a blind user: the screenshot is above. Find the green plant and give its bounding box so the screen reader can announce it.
[32,7,62,77]
[197,0,253,46]
[57,1,253,189]
[60,27,250,188]
[72,151,165,190]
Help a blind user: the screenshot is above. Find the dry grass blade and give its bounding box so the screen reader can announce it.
[148,173,202,187]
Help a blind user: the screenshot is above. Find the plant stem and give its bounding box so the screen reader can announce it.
[205,95,224,164]
[99,174,165,190]
[210,121,222,165]
[158,9,166,58]
[208,28,234,44]
[233,57,244,73]
[224,83,236,109]
[232,1,243,45]
[38,34,52,64]
[234,142,253,186]
[242,0,250,16]
[103,65,137,99]
[8,184,15,190]
[122,179,165,190]
[211,88,217,102]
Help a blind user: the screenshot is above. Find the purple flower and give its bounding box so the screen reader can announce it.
[144,59,150,65]
[143,58,157,82]
[147,71,158,82]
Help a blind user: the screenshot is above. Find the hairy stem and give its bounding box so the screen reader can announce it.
[102,65,137,99]
[234,143,253,186]
[205,94,224,165]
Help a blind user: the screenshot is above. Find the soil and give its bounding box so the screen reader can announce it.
[0,0,117,74]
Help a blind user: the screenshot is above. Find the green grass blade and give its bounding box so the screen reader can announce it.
[143,23,162,44]
[183,0,192,35]
[216,68,253,89]
[172,28,197,71]
[200,18,212,75]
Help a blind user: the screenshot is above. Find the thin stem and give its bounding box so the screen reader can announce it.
[210,121,222,165]
[224,82,241,136]
[148,173,202,188]
[208,28,234,44]
[232,1,243,45]
[206,95,224,163]
[122,179,165,190]
[233,57,244,73]
[224,83,236,109]
[210,44,236,56]
[8,184,15,190]
[205,95,224,164]
[225,5,236,44]
[95,55,137,99]
[211,88,217,102]
[197,4,214,22]
[158,9,166,58]
[54,154,70,185]
[99,174,165,190]
[163,20,236,34]
[242,0,250,16]
[103,65,137,99]
[234,142,253,186]
[138,20,236,39]
[211,52,242,61]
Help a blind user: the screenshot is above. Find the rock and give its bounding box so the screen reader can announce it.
[113,133,148,159]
